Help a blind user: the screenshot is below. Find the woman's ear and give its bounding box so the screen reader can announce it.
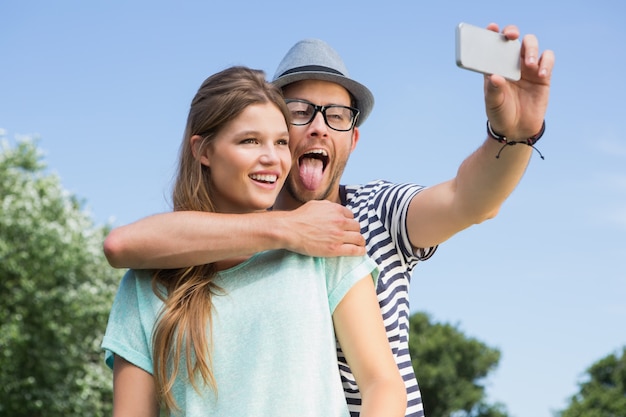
[191,135,212,167]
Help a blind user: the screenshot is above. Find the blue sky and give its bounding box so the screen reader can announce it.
[2,1,625,416]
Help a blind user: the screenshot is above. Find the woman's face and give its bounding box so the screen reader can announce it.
[195,102,291,214]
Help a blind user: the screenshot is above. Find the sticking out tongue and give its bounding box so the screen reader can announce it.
[299,157,324,190]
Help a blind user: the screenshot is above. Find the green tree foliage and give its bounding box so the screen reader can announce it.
[409,312,510,417]
[559,347,626,417]
[0,138,122,416]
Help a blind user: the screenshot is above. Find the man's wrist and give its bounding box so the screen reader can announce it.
[487,120,546,145]
[487,120,546,160]
[263,209,293,251]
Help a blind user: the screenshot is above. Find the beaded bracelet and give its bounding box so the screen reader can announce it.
[487,120,546,160]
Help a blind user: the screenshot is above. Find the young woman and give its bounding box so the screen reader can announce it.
[101,66,406,417]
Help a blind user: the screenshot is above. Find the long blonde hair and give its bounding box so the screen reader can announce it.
[151,66,290,413]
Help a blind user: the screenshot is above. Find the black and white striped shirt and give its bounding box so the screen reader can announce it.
[338,180,437,417]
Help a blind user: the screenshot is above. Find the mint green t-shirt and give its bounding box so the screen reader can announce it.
[102,249,378,417]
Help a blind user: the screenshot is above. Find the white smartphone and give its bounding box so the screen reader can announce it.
[455,22,521,81]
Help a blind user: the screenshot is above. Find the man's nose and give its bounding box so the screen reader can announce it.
[308,110,329,134]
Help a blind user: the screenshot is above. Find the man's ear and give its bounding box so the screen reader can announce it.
[350,127,360,152]
[191,135,212,167]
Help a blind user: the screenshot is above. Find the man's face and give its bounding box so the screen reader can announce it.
[280,79,359,205]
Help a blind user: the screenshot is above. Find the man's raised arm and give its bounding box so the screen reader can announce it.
[406,23,555,249]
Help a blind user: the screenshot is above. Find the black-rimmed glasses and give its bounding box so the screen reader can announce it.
[285,99,360,132]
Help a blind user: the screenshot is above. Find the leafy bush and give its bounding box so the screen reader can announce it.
[0,138,122,416]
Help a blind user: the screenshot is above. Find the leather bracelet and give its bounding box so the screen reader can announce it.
[487,120,546,159]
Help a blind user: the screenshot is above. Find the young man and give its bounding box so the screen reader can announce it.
[104,23,554,417]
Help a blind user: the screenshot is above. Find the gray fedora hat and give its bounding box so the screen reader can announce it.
[272,39,374,126]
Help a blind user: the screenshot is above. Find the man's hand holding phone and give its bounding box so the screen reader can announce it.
[456,22,555,141]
